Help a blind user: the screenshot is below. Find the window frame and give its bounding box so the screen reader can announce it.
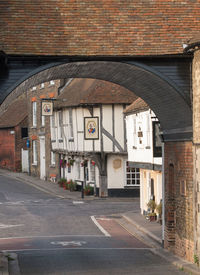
[90,161,95,182]
[41,115,45,127]
[32,101,37,127]
[153,121,162,157]
[58,111,63,140]
[49,80,55,86]
[32,140,37,165]
[125,162,140,186]
[68,108,74,139]
[50,114,56,141]
[51,151,56,166]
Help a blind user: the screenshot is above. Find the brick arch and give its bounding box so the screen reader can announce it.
[1,61,192,141]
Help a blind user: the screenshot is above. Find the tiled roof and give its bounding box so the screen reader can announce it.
[54,78,138,109]
[124,98,149,115]
[0,97,27,128]
[2,1,200,56]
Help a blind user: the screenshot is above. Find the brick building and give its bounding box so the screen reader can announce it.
[0,96,28,171]
[27,80,62,181]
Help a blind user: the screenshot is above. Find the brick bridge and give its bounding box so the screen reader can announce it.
[1,0,200,264]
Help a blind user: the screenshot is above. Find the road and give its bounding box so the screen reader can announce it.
[0,173,185,274]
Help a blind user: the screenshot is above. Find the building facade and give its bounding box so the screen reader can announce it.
[125,98,162,216]
[27,80,63,181]
[50,78,138,197]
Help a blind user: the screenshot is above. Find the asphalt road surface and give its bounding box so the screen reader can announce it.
[0,173,185,275]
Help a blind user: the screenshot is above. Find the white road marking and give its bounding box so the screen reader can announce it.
[73,201,84,204]
[97,218,111,221]
[0,235,105,240]
[90,216,111,237]
[51,241,87,247]
[0,223,24,229]
[7,201,25,205]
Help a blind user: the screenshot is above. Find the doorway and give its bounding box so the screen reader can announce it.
[40,137,46,180]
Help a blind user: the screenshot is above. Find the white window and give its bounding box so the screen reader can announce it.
[69,108,74,138]
[50,114,56,140]
[90,161,95,182]
[145,114,150,147]
[58,111,63,140]
[49,80,55,86]
[133,117,136,147]
[41,115,45,127]
[51,151,56,165]
[40,83,44,89]
[32,102,37,127]
[32,86,36,91]
[126,162,140,186]
[32,140,37,165]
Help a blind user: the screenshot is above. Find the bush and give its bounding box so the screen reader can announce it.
[84,185,94,196]
[69,180,77,191]
[156,202,162,216]
[58,178,67,187]
[147,199,157,213]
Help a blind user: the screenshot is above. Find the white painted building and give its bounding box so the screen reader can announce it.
[124,98,162,214]
[51,78,139,197]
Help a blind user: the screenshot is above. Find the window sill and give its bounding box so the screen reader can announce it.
[124,185,140,189]
[49,164,56,168]
[32,163,38,166]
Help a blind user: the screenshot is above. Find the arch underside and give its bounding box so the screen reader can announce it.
[0,61,192,141]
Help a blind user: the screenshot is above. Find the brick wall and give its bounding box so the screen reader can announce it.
[0,128,15,170]
[1,1,200,56]
[28,81,60,180]
[164,141,194,262]
[192,49,200,261]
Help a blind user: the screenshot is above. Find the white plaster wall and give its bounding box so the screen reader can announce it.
[102,105,113,151]
[93,107,101,151]
[76,108,84,152]
[53,103,126,154]
[107,155,127,189]
[140,169,162,214]
[103,135,113,152]
[114,105,125,149]
[126,109,162,165]
[83,108,93,151]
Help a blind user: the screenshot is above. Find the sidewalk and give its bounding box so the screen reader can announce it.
[0,168,200,274]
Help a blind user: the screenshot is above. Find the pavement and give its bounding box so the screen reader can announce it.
[0,168,199,274]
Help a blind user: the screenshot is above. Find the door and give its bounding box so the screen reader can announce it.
[21,148,29,173]
[40,137,46,180]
